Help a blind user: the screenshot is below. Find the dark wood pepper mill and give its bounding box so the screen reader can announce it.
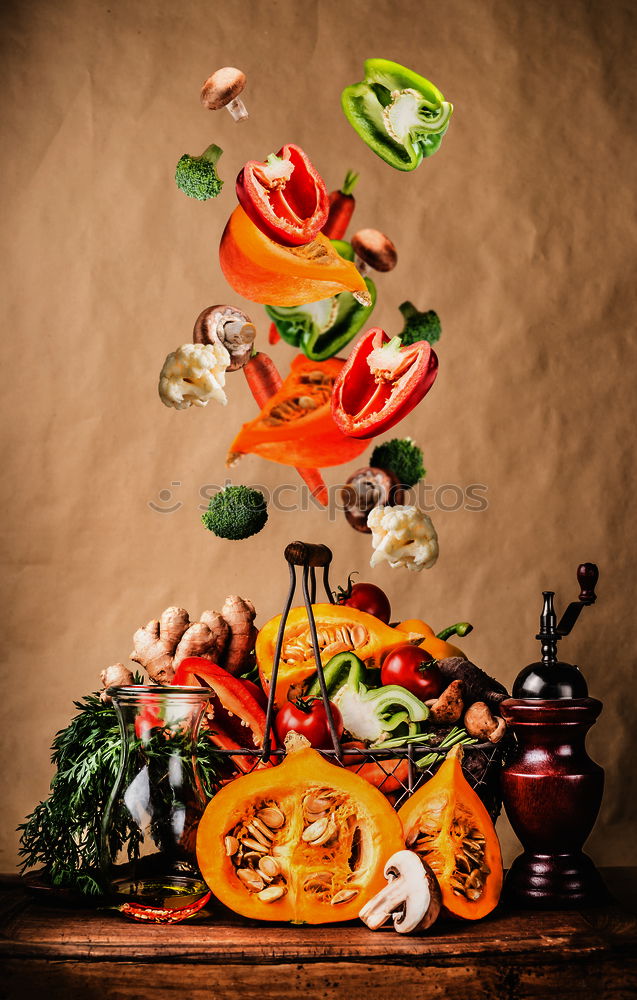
[500,563,606,907]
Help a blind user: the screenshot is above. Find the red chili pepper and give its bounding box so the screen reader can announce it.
[331,328,438,439]
[268,322,281,345]
[172,658,272,773]
[236,144,329,247]
[322,170,359,240]
[242,352,329,506]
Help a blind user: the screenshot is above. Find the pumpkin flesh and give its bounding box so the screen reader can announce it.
[257,603,422,706]
[196,744,404,923]
[398,745,502,919]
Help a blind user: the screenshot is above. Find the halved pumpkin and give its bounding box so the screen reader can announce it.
[196,737,404,923]
[398,744,503,920]
[257,603,422,706]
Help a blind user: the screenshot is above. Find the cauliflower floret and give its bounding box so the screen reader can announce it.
[158,342,230,410]
[368,504,439,572]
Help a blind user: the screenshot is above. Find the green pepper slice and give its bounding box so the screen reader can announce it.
[341,58,453,172]
[265,240,376,361]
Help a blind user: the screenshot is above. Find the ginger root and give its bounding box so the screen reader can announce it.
[221,595,257,675]
[99,663,134,702]
[116,597,256,687]
[130,606,191,684]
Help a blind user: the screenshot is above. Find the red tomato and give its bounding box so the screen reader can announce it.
[338,582,391,623]
[380,644,444,700]
[275,698,344,750]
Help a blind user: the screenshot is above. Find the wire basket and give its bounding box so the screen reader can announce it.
[213,541,509,822]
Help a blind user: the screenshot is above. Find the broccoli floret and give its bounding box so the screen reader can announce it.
[202,485,268,540]
[175,143,224,201]
[370,438,425,488]
[398,301,442,346]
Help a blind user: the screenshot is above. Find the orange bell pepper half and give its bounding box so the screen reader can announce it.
[228,355,370,468]
[219,205,370,307]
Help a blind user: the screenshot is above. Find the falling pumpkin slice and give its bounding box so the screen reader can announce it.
[219,206,371,307]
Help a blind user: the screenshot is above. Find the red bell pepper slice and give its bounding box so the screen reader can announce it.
[236,143,329,247]
[331,328,439,439]
[172,657,271,773]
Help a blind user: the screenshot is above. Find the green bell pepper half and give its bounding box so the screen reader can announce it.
[307,651,429,744]
[265,241,376,361]
[341,58,453,172]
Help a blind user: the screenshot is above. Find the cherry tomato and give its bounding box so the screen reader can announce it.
[338,581,391,623]
[274,698,344,749]
[380,644,444,700]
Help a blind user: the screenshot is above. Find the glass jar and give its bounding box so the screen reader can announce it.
[100,685,212,920]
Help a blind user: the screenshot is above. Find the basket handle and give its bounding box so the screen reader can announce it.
[285,541,332,568]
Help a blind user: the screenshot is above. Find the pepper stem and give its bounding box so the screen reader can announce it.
[436,622,473,641]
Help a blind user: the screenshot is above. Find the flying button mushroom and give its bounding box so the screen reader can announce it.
[359,850,441,933]
[351,229,398,274]
[193,305,256,371]
[342,466,405,533]
[201,67,248,122]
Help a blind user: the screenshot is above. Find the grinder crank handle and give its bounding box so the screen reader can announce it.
[557,562,599,636]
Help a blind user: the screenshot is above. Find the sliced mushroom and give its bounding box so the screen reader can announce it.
[200,67,248,122]
[351,229,398,274]
[359,850,441,934]
[193,305,256,371]
[464,701,507,743]
[342,466,405,533]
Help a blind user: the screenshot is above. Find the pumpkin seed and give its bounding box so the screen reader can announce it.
[257,885,286,903]
[224,836,239,856]
[258,856,280,879]
[331,888,358,905]
[246,823,271,848]
[236,869,265,892]
[251,817,275,840]
[302,816,329,842]
[256,806,285,830]
[240,837,269,854]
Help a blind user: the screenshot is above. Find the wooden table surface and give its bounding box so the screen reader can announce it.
[1,869,636,1000]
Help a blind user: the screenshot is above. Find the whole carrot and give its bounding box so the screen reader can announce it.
[322,170,360,240]
[242,352,328,507]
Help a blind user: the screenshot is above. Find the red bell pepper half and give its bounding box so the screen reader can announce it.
[172,657,271,773]
[236,143,329,247]
[331,328,439,439]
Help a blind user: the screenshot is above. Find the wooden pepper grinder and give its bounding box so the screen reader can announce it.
[501,563,606,907]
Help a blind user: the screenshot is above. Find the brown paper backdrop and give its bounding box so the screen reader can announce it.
[1,0,636,873]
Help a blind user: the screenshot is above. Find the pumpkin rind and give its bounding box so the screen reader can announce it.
[196,745,404,923]
[398,745,503,920]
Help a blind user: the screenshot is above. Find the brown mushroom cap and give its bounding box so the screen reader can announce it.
[351,228,398,272]
[342,467,405,533]
[201,67,246,110]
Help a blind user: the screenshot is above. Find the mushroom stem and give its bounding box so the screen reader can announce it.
[354,253,368,276]
[225,96,248,122]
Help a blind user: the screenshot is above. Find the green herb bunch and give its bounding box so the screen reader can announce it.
[18,689,222,896]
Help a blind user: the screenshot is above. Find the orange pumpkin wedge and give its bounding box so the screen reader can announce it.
[228,355,368,469]
[398,744,503,920]
[196,736,404,923]
[219,205,370,307]
[257,603,422,706]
